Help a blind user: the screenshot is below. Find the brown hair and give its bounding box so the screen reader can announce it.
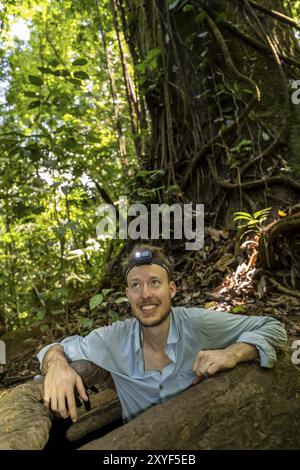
[122,243,173,280]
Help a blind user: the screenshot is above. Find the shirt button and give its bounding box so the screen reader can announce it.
[159,384,163,390]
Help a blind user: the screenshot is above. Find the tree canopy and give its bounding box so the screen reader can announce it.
[0,0,146,331]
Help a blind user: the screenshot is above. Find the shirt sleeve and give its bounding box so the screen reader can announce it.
[37,326,123,373]
[198,309,287,368]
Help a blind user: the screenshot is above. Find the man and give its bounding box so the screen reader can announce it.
[37,244,287,424]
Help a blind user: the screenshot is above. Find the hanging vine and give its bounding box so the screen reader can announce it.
[120,0,300,222]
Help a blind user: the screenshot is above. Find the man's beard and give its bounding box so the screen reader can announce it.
[138,302,171,328]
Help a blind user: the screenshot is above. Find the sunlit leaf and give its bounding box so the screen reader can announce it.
[89,293,104,310]
[168,0,183,10]
[231,305,246,314]
[115,296,128,304]
[278,210,287,217]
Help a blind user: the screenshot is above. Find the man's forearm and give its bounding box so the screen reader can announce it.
[42,344,69,374]
[226,342,258,363]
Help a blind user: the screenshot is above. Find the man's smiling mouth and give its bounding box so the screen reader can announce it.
[140,304,159,312]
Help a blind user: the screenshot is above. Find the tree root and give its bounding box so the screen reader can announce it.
[258,211,300,269]
[267,277,300,299]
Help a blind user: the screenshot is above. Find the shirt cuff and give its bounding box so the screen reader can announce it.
[235,332,277,368]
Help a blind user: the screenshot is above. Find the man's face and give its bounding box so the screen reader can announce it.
[125,264,176,328]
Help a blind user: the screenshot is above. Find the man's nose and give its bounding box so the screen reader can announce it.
[141,284,152,299]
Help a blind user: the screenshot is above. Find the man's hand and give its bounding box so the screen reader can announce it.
[42,347,88,423]
[192,342,258,385]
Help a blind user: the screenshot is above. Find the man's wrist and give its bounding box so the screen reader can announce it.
[225,342,258,364]
[42,345,68,373]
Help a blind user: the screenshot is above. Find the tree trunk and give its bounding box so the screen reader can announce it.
[120,0,300,225]
[79,355,300,450]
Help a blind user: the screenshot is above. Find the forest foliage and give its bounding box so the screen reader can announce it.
[0,0,146,331]
[0,0,299,333]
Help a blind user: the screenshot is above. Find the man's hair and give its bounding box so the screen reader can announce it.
[122,244,173,280]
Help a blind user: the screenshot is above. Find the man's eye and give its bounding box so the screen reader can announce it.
[152,280,160,286]
[132,283,140,289]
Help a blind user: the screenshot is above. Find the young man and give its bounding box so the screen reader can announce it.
[37,244,287,423]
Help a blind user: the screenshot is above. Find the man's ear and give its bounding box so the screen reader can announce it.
[125,287,129,298]
[170,281,177,298]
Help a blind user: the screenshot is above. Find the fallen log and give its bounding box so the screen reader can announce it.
[1,354,299,450]
[0,361,120,450]
[79,354,300,450]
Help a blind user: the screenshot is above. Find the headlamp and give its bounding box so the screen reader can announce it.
[125,250,171,279]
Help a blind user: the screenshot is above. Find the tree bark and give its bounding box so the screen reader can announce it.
[79,355,300,450]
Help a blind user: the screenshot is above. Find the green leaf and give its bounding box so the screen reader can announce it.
[68,78,82,85]
[246,220,259,226]
[38,66,54,74]
[24,91,39,98]
[253,207,271,219]
[215,13,226,23]
[29,75,44,86]
[233,213,253,221]
[109,309,120,323]
[115,296,128,304]
[183,4,194,13]
[52,309,65,315]
[53,69,70,77]
[195,11,206,22]
[61,185,70,195]
[49,59,59,67]
[231,305,246,314]
[28,100,41,109]
[72,58,88,66]
[85,135,99,143]
[78,317,94,329]
[262,132,270,141]
[168,0,183,10]
[53,226,66,239]
[89,293,104,310]
[74,71,89,80]
[36,310,46,320]
[0,139,19,145]
[102,288,114,298]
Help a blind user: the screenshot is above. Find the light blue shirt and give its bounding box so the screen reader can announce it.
[37,307,287,421]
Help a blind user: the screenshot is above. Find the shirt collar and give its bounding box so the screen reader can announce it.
[134,307,179,354]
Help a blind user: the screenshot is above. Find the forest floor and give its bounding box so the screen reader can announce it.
[1,228,300,391]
